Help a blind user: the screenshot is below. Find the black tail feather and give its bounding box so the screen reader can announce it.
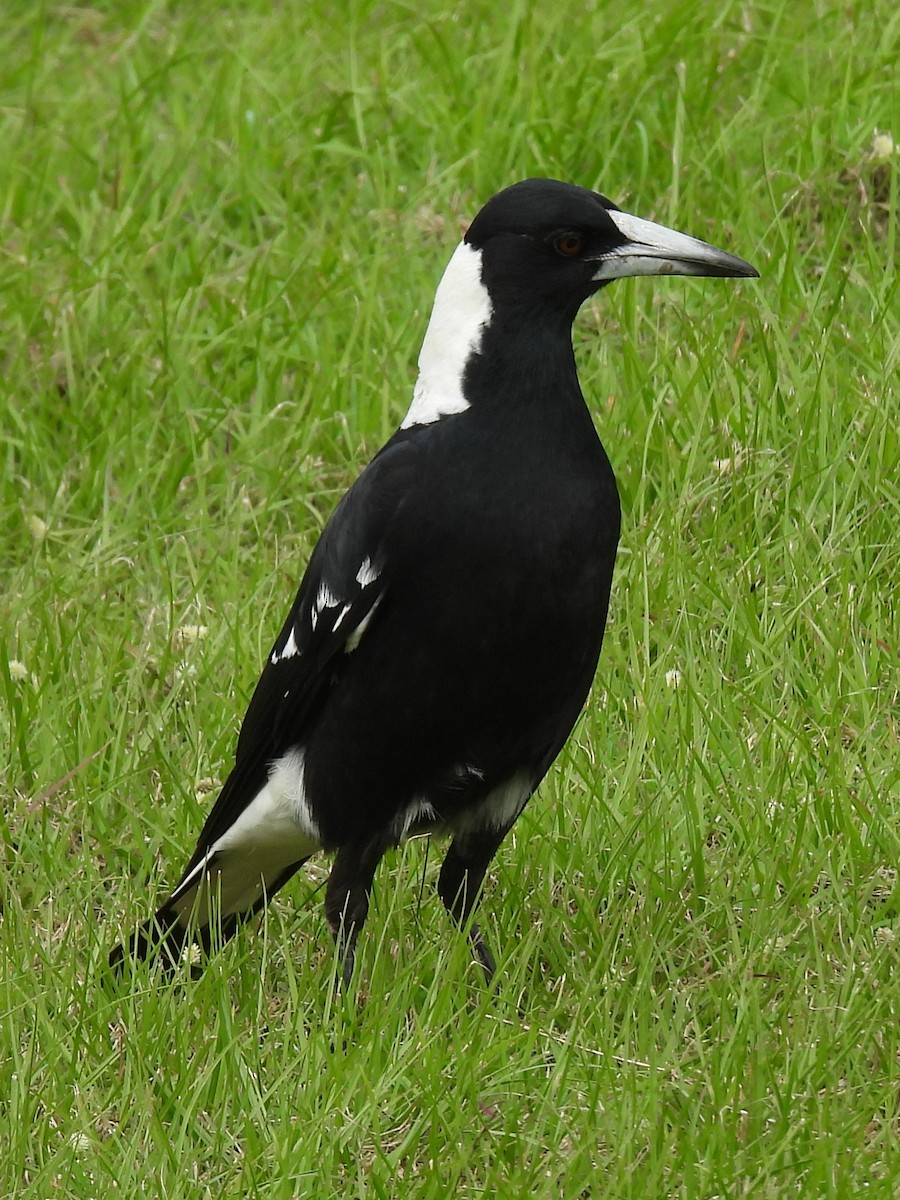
[108,908,190,974]
[107,856,312,976]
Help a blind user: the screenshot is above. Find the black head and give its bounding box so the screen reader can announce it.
[464,178,758,321]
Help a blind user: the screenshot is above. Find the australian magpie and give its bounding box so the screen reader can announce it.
[109,178,757,986]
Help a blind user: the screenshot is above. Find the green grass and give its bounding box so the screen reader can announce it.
[1,0,898,1195]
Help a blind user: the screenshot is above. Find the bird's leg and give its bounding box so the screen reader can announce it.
[438,827,511,984]
[325,834,392,989]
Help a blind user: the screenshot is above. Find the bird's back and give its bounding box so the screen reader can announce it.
[300,370,621,845]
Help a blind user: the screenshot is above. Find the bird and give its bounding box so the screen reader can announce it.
[109,178,757,988]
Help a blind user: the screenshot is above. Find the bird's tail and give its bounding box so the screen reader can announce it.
[107,853,313,975]
[107,905,192,974]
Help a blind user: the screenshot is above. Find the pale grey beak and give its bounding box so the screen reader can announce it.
[593,210,759,281]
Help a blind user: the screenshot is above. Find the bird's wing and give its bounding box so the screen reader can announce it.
[180,434,418,870]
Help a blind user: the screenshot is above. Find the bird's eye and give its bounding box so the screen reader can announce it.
[553,233,586,257]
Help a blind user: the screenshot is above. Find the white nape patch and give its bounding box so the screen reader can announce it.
[169,748,322,923]
[344,594,383,653]
[450,772,532,835]
[392,798,438,842]
[355,556,379,588]
[401,242,492,429]
[271,625,299,665]
[594,210,747,281]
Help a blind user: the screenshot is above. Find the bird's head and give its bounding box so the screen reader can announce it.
[464,177,758,321]
[403,178,757,429]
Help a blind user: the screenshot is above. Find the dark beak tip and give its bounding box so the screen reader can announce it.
[716,260,759,280]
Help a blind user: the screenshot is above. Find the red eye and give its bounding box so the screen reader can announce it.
[554,233,585,257]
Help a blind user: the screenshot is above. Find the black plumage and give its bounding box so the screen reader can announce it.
[109,179,757,985]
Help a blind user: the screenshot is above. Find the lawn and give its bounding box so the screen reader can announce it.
[1,0,898,1196]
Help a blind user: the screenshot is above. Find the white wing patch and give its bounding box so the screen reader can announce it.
[355,556,380,588]
[344,594,383,653]
[311,581,341,632]
[401,242,492,429]
[271,625,299,665]
[316,582,339,612]
[275,559,381,657]
[332,603,352,631]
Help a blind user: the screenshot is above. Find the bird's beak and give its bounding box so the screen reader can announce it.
[592,210,759,281]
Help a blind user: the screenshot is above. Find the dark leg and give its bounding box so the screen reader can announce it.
[437,826,511,984]
[324,834,393,989]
